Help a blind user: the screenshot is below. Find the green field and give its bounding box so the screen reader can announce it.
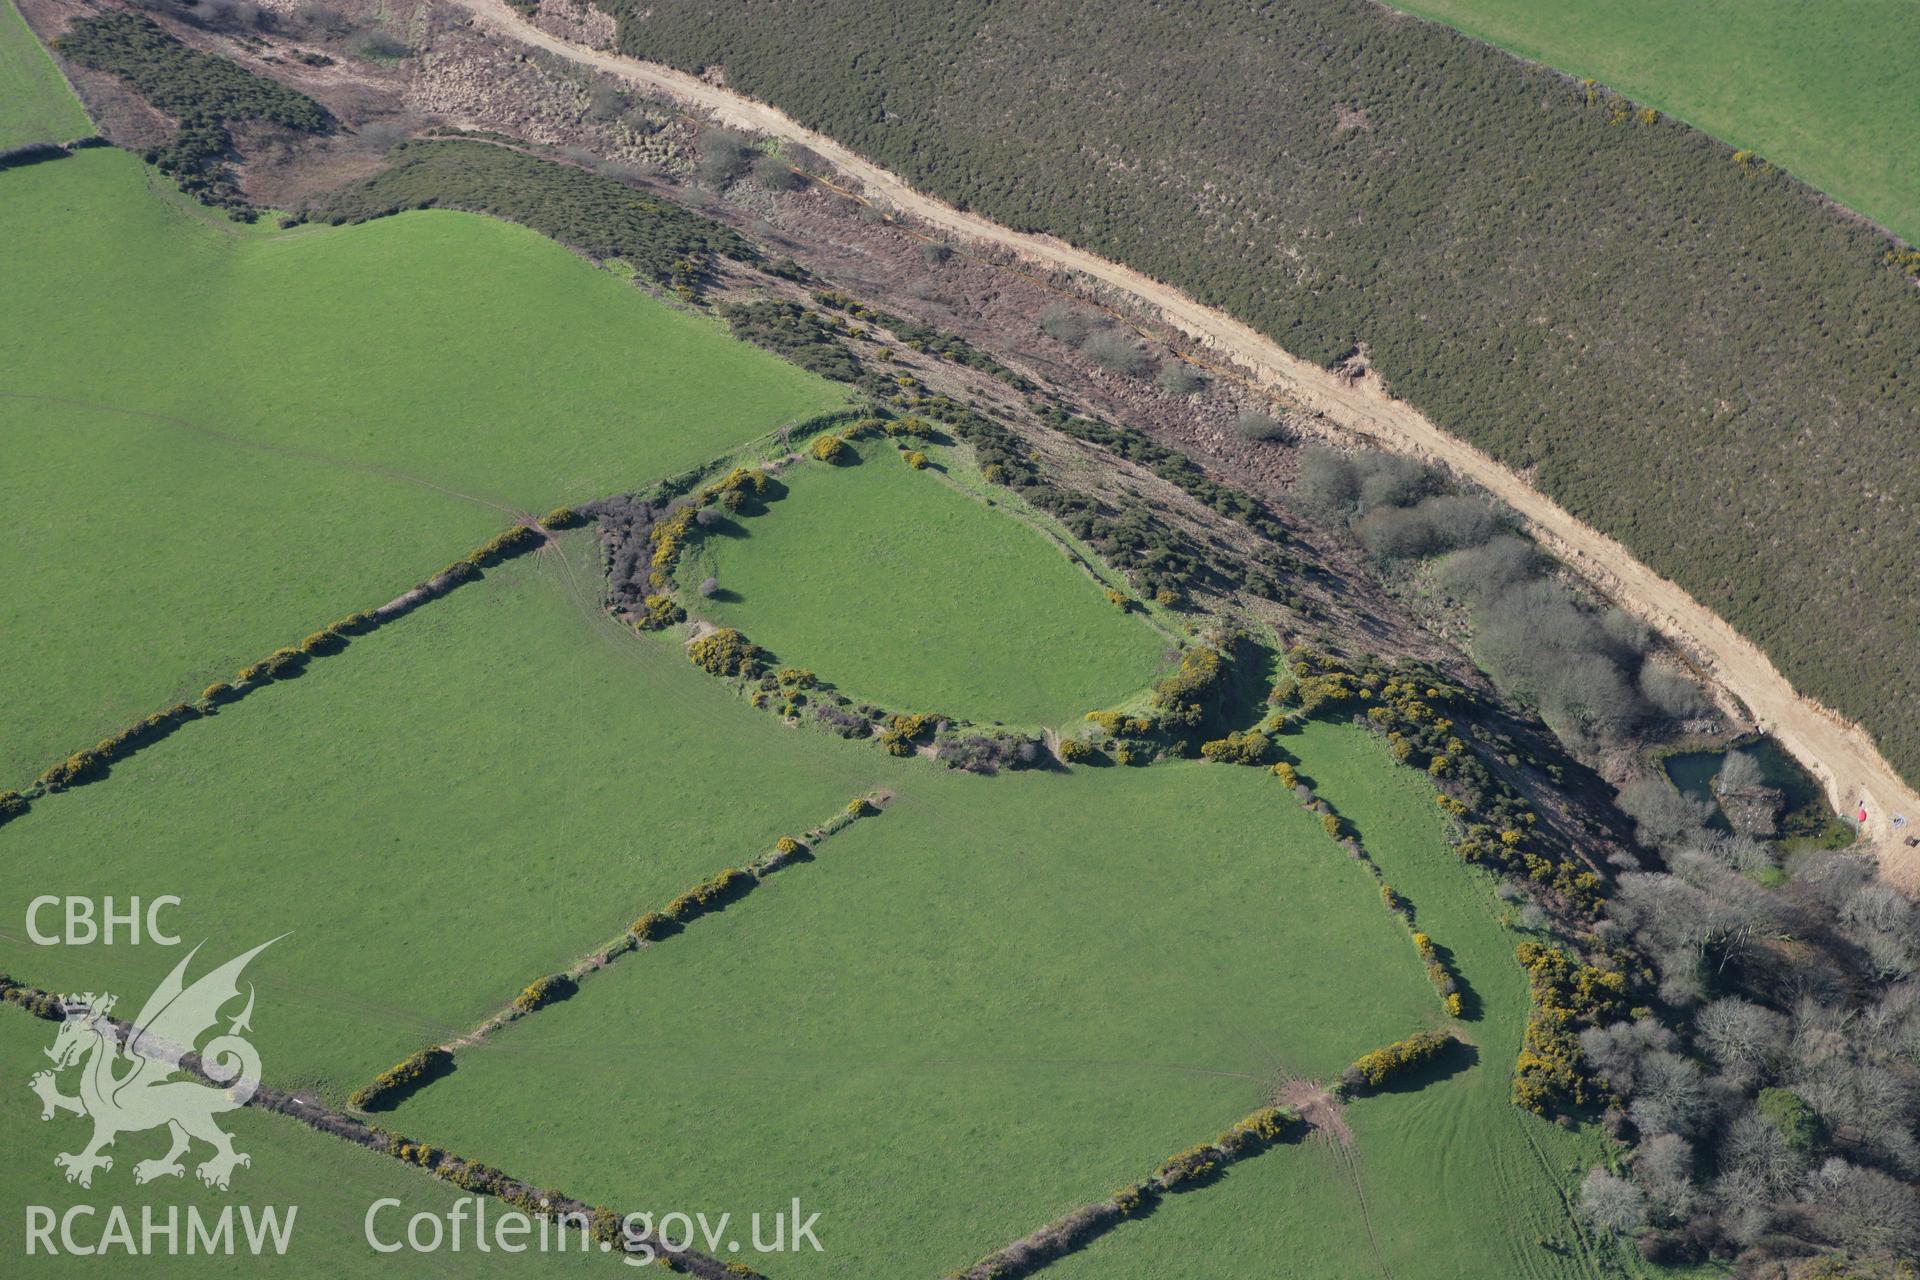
[0,0,88,149]
[0,147,844,783]
[0,1013,608,1275]
[382,757,1442,1278]
[0,536,905,1099]
[1051,721,1645,1279]
[0,20,1670,1273]
[605,0,1920,791]
[687,438,1170,724]
[1383,0,1920,244]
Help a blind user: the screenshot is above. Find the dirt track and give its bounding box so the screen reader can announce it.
[449,0,1920,884]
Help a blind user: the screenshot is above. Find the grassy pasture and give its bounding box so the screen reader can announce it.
[685,438,1171,724]
[0,0,88,148]
[0,147,843,782]
[1050,720,1645,1279]
[0,396,503,787]
[1382,0,1920,244]
[382,758,1441,1278]
[0,1014,606,1276]
[0,537,902,1100]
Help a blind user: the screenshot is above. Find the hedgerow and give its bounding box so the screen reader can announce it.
[877,712,940,756]
[350,1046,453,1111]
[931,730,1045,775]
[1153,1144,1220,1190]
[1511,941,1628,1116]
[1217,1104,1300,1155]
[1200,729,1271,765]
[34,701,202,792]
[1273,646,1603,915]
[687,628,765,677]
[0,142,70,171]
[1083,711,1152,737]
[809,432,852,463]
[1342,1029,1457,1094]
[468,524,543,567]
[754,836,808,873]
[947,1103,1298,1279]
[663,866,755,922]
[24,515,546,798]
[0,975,62,1021]
[638,594,683,629]
[1148,643,1231,734]
[1411,932,1464,1017]
[600,0,1920,787]
[629,911,675,942]
[813,703,871,738]
[512,974,577,1015]
[700,465,783,513]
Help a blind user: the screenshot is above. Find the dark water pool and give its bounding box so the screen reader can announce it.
[1662,737,1838,839]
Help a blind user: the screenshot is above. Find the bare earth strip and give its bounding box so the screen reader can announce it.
[447,0,1920,883]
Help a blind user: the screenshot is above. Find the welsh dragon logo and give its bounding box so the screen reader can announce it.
[29,937,282,1191]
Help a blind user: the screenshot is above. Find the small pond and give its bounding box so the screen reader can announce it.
[1662,737,1843,843]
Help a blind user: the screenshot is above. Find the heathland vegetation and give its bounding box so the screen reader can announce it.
[311,138,752,288]
[56,11,332,213]
[0,146,842,781]
[8,8,1916,1273]
[373,760,1442,1278]
[598,0,1920,786]
[683,435,1170,724]
[1380,0,1920,243]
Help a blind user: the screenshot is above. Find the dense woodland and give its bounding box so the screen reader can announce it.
[1296,447,1920,1268]
[593,0,1920,786]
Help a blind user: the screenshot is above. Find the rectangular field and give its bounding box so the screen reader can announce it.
[0,147,844,782]
[1048,721,1643,1279]
[379,757,1442,1278]
[0,537,902,1099]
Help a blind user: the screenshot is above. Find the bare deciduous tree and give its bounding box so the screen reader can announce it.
[1580,1168,1647,1234]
